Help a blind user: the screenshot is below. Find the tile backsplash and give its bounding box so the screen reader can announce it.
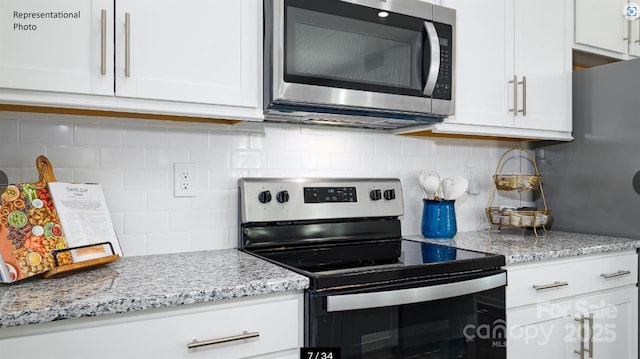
[0,111,529,256]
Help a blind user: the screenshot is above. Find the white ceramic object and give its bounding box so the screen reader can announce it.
[419,171,440,199]
[447,176,469,200]
[441,177,454,199]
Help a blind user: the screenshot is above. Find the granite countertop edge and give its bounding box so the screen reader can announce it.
[0,249,310,330]
[406,230,640,265]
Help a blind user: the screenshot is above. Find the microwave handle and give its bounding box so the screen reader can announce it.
[422,21,441,97]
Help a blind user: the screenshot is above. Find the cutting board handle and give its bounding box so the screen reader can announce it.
[36,155,58,183]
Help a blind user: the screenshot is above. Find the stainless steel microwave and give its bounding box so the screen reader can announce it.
[263,0,456,130]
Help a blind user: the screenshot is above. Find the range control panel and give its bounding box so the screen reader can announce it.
[239,178,403,223]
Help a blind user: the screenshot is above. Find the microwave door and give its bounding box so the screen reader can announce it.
[422,21,441,98]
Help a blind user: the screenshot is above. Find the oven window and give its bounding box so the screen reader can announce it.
[308,287,505,359]
[284,0,425,96]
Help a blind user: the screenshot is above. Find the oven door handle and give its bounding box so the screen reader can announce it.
[326,272,506,312]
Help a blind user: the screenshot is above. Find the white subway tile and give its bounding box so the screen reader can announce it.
[100,147,146,168]
[231,151,266,169]
[210,131,250,150]
[117,234,148,256]
[148,191,193,211]
[401,138,426,156]
[147,233,190,254]
[74,123,123,147]
[331,153,361,170]
[74,169,123,190]
[315,135,346,153]
[104,191,147,212]
[192,150,230,169]
[361,154,388,170]
[170,210,211,231]
[375,138,402,155]
[169,129,210,149]
[20,120,73,145]
[388,155,414,171]
[190,229,231,250]
[283,133,316,152]
[0,144,47,166]
[123,212,170,234]
[146,149,189,169]
[268,152,300,169]
[47,146,98,168]
[123,169,169,191]
[0,119,18,143]
[123,125,170,148]
[346,136,375,154]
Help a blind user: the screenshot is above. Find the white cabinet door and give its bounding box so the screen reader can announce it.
[427,0,572,141]
[575,0,628,55]
[507,302,576,359]
[439,0,511,128]
[114,0,259,108]
[512,0,571,133]
[582,287,638,359]
[0,0,113,95]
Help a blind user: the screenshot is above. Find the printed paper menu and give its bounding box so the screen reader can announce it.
[47,183,122,263]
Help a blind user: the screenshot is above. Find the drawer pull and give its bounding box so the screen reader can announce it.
[532,281,568,291]
[600,270,631,279]
[187,331,259,350]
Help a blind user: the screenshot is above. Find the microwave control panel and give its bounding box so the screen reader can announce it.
[432,22,453,101]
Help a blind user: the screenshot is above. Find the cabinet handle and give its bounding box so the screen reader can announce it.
[125,12,131,77]
[628,20,632,45]
[636,19,640,43]
[187,331,259,350]
[100,9,107,75]
[587,313,593,358]
[508,75,518,113]
[574,315,585,359]
[518,76,526,116]
[532,281,568,291]
[600,270,631,279]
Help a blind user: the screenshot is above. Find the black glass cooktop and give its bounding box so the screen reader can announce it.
[246,238,505,290]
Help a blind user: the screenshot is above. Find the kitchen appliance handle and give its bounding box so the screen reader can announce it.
[187,331,259,350]
[125,12,131,77]
[326,272,506,312]
[100,9,107,75]
[600,270,631,279]
[422,21,441,97]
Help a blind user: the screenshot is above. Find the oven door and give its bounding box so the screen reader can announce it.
[306,270,506,359]
[268,0,455,115]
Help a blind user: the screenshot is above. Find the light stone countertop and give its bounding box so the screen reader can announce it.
[0,249,309,329]
[3,230,638,330]
[405,230,640,264]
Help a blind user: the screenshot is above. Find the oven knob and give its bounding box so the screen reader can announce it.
[370,189,382,201]
[276,190,290,203]
[384,189,396,200]
[258,190,272,204]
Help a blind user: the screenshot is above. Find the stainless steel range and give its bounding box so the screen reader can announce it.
[239,178,506,358]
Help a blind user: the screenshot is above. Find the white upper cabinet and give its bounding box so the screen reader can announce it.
[425,0,572,141]
[114,0,258,108]
[512,0,571,133]
[0,0,114,95]
[574,0,640,59]
[0,0,262,121]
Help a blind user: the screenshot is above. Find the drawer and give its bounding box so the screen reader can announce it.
[507,251,637,309]
[0,292,303,359]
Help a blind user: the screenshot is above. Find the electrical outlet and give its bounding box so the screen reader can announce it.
[465,167,481,195]
[174,163,197,197]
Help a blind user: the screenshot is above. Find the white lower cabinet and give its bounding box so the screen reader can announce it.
[0,292,303,359]
[506,251,638,359]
